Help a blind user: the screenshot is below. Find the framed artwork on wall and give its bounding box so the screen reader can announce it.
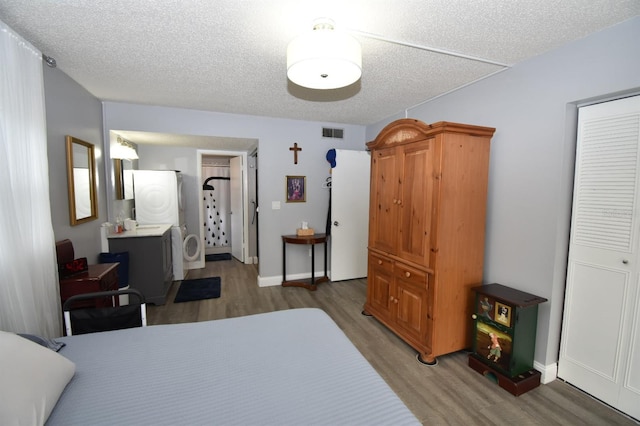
[286,175,306,202]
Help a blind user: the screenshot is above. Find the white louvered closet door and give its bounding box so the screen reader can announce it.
[558,95,640,420]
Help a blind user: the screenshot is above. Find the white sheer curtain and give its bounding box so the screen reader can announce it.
[0,20,62,338]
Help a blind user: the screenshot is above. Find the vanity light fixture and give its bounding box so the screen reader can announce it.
[286,18,362,90]
[112,137,139,160]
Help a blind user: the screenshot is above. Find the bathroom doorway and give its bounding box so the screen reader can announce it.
[197,149,256,265]
[202,156,232,255]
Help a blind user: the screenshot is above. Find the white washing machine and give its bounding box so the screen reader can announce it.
[171,225,187,280]
[172,223,202,280]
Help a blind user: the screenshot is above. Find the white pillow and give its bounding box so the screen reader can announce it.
[0,331,75,425]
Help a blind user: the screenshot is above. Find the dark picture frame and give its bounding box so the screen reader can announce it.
[286,175,306,202]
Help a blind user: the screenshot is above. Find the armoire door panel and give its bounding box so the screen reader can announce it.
[369,147,398,254]
[395,279,428,343]
[368,254,394,317]
[398,140,434,266]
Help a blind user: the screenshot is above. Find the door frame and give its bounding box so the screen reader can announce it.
[197,149,250,265]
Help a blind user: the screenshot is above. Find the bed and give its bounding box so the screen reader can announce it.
[2,308,420,425]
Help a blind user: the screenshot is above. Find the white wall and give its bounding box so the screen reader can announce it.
[44,65,106,262]
[367,17,640,372]
[102,103,367,280]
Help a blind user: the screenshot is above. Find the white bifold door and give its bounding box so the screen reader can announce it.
[558,95,640,420]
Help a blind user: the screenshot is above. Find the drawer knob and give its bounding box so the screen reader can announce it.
[471,314,477,320]
[623,259,629,264]
[378,260,383,265]
[405,271,411,278]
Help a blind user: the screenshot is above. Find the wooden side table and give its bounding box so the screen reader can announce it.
[59,263,120,309]
[282,233,329,291]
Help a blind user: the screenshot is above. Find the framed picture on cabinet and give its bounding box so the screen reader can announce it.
[286,176,306,202]
[494,302,511,327]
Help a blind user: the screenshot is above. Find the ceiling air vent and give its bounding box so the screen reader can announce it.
[322,127,344,139]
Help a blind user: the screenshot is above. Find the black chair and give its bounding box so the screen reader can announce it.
[63,288,147,336]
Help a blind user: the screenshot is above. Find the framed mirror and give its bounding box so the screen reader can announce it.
[113,158,134,200]
[66,135,98,225]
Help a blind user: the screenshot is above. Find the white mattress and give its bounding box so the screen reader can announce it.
[48,308,420,425]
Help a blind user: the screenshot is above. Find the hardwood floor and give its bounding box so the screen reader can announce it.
[147,260,638,425]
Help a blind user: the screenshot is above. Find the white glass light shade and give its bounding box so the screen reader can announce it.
[125,146,139,159]
[111,139,138,160]
[287,26,361,90]
[110,143,126,159]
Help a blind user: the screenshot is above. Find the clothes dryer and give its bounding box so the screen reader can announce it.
[133,170,197,280]
[133,170,183,226]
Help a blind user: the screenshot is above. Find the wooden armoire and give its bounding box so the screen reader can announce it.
[363,119,495,364]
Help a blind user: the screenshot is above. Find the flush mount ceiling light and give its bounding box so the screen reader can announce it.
[286,19,512,92]
[287,18,362,90]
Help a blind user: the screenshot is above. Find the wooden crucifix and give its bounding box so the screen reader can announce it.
[289,142,302,164]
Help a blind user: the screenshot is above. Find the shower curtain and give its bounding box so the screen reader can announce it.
[202,166,231,249]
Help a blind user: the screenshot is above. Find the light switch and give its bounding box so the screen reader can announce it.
[272,201,281,210]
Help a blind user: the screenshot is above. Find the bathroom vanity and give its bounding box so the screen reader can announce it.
[108,224,173,305]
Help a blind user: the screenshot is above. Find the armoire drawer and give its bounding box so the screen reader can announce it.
[394,262,427,288]
[369,252,394,274]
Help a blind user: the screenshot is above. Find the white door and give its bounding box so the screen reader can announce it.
[230,156,244,262]
[330,150,371,281]
[558,95,640,420]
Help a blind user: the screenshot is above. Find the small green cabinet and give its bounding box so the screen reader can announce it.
[469,283,547,395]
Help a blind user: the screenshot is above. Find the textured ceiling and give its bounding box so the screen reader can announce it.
[1,1,639,129]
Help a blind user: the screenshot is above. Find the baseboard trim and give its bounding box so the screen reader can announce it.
[258,271,327,287]
[535,360,558,384]
[258,275,280,287]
